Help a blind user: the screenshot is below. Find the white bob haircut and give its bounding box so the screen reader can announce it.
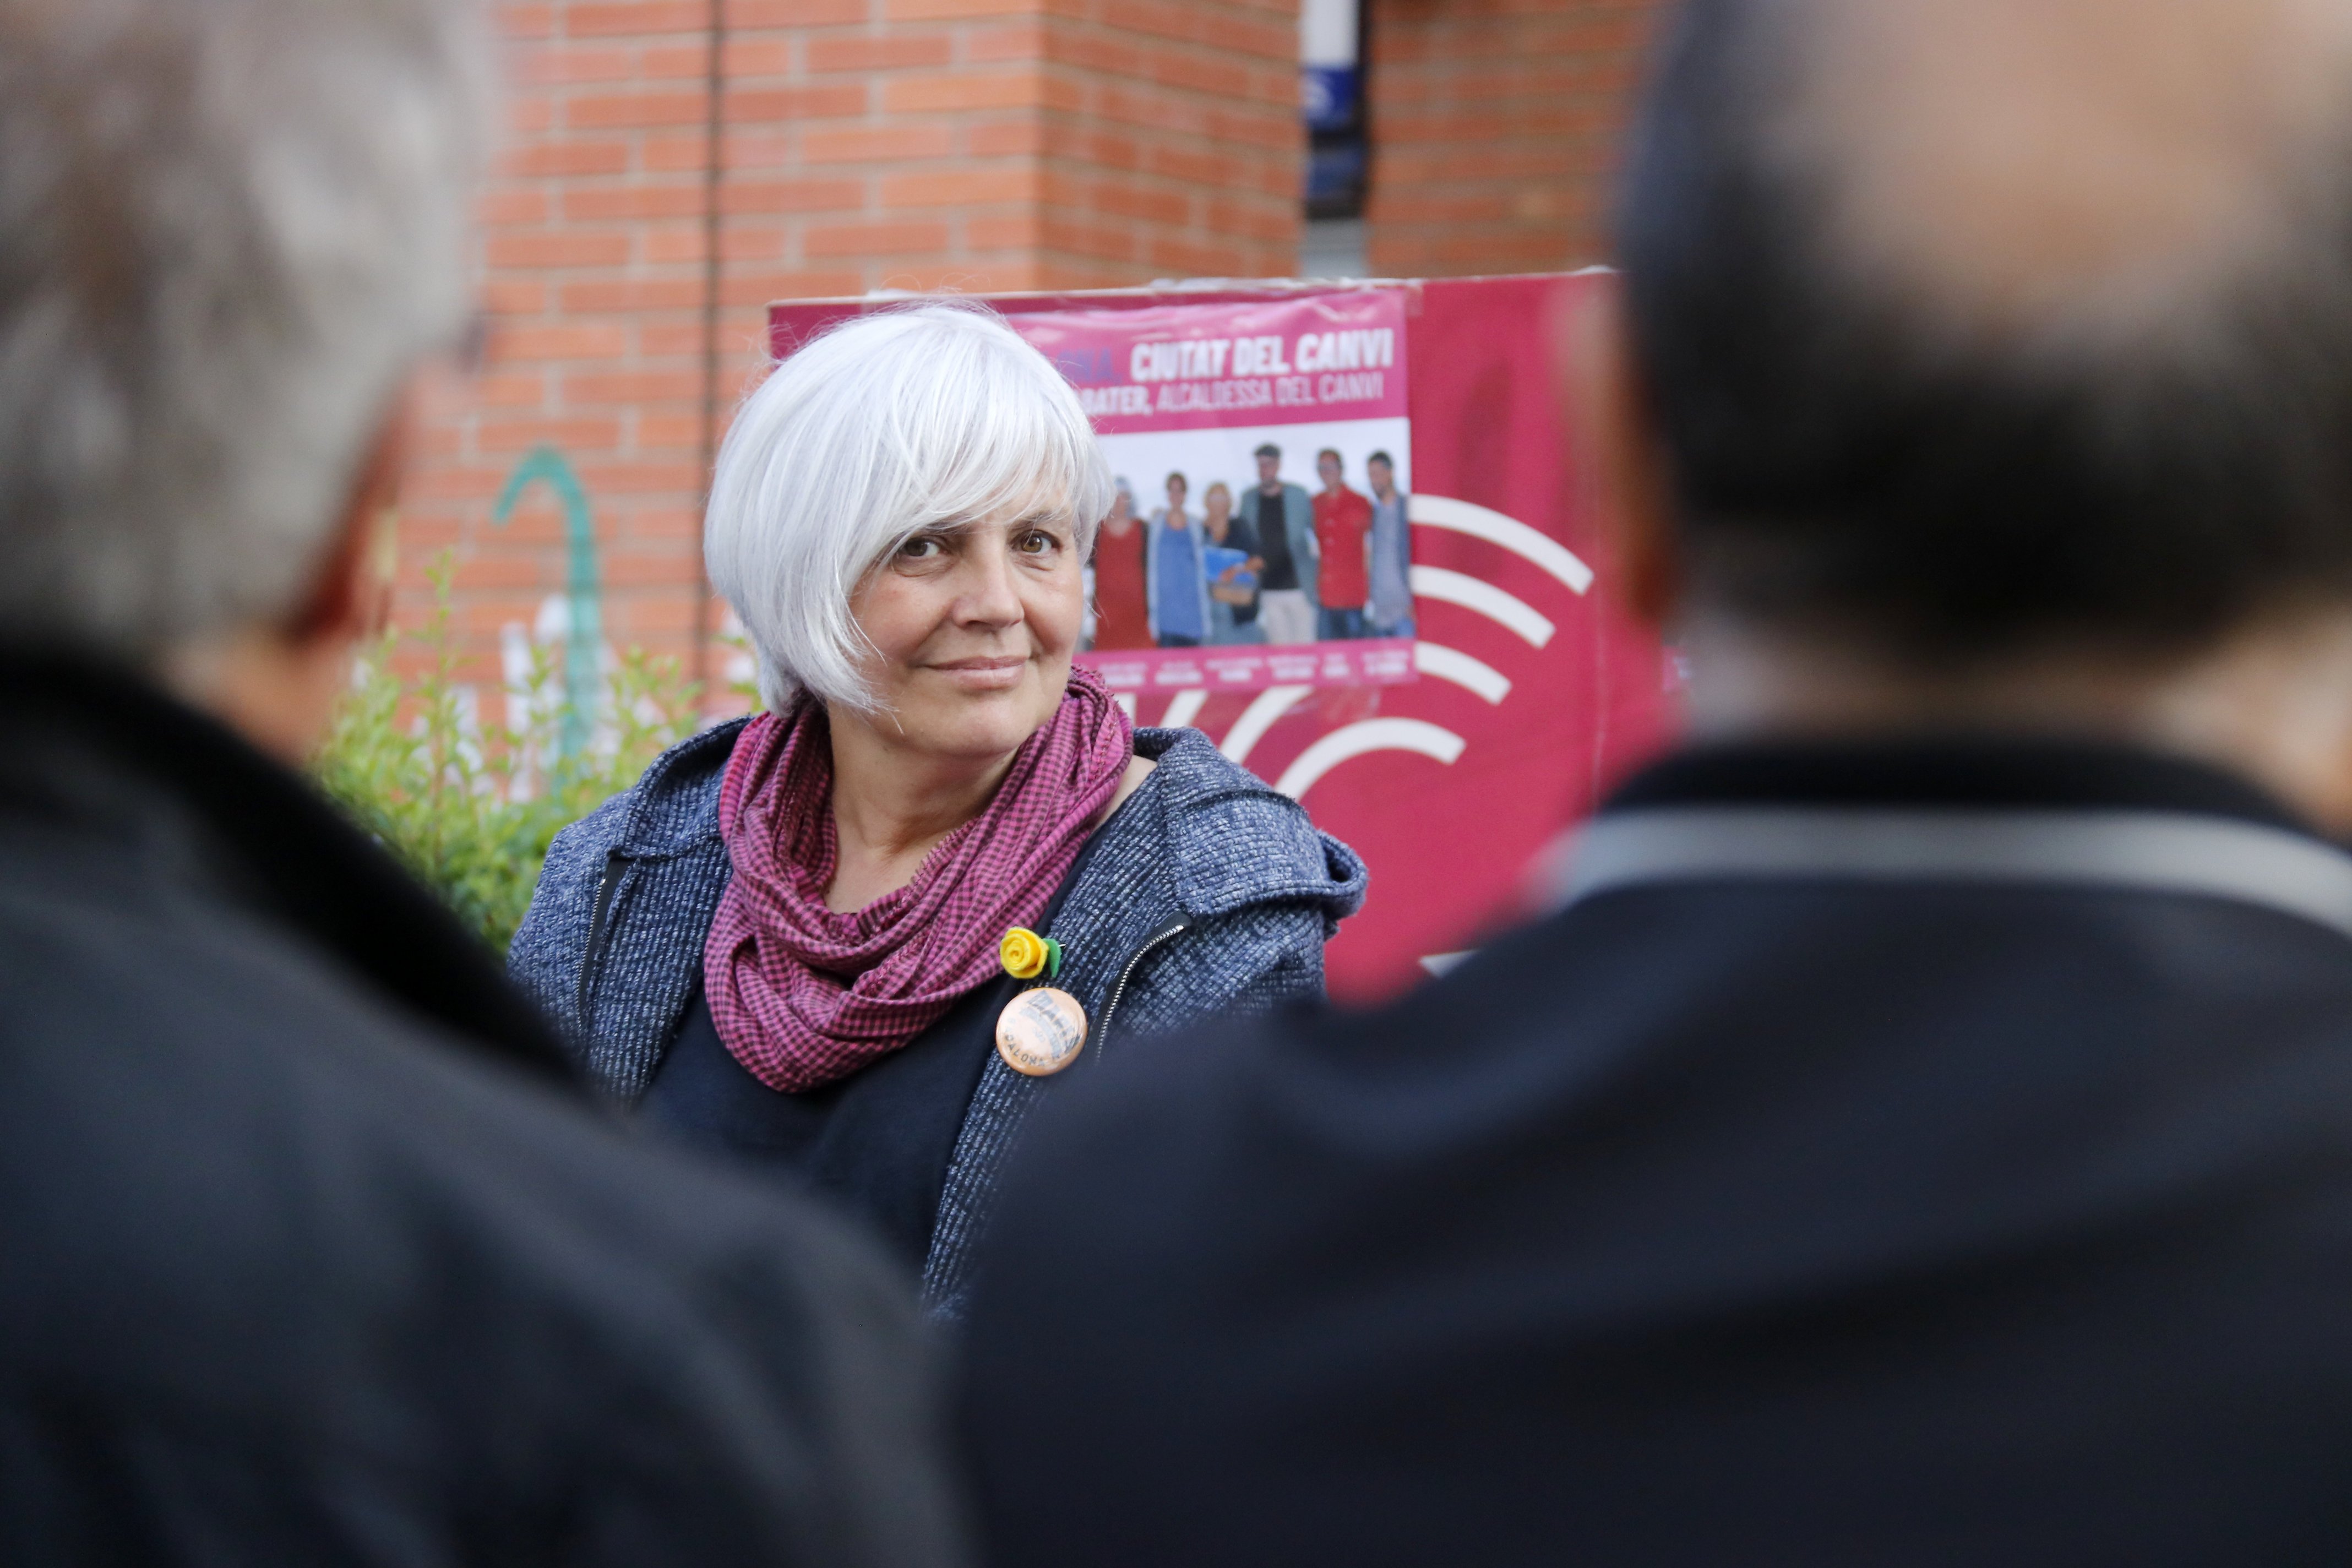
[0,0,488,657]
[707,302,1114,714]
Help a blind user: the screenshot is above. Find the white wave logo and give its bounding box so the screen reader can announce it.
[1161,492,1592,799]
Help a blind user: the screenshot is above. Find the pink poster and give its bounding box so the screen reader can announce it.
[770,276,1676,1000]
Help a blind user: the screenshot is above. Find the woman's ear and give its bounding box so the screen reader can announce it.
[1554,275,1681,629]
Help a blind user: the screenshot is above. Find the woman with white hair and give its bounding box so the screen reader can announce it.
[510,303,1366,1318]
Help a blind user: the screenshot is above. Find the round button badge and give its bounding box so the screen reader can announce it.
[995,987,1088,1076]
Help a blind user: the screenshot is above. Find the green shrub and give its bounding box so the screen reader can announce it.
[313,559,702,953]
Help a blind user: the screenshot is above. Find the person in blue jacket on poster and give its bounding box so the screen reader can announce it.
[1146,471,1211,648]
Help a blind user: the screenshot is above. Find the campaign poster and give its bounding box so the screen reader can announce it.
[769,276,1676,1001]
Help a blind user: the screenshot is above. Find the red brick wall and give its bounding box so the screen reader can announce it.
[396,0,1302,706]
[1038,0,1302,284]
[1364,0,1662,277]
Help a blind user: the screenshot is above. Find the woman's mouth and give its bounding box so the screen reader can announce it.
[929,655,1028,690]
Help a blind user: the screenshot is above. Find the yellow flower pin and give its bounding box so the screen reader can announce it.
[1000,927,1050,980]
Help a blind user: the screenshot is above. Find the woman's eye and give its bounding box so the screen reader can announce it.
[900,536,945,560]
[1016,530,1058,556]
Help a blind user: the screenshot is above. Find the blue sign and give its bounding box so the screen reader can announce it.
[1302,64,1359,133]
[1308,141,1366,206]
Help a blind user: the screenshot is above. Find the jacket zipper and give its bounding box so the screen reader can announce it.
[1090,916,1189,1059]
[575,850,629,1028]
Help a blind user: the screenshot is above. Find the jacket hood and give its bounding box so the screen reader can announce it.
[610,717,743,861]
[1133,726,1366,930]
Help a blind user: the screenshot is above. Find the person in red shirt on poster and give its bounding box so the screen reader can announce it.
[1087,477,1152,651]
[1311,448,1372,640]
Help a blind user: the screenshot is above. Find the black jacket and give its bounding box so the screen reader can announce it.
[964,738,2352,1567]
[0,655,970,1566]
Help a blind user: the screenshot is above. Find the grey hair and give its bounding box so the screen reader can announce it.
[0,0,488,657]
[706,302,1114,714]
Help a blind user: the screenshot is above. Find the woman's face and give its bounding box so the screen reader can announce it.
[843,504,1083,764]
[1165,476,1187,512]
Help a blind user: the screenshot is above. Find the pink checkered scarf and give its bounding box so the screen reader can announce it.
[703,667,1134,1093]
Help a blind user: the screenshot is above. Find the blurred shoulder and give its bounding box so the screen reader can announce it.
[0,876,913,1360]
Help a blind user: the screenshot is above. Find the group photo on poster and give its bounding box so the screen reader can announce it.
[1003,288,1421,695]
[1086,435,1413,654]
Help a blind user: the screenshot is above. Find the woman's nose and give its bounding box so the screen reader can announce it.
[955,549,1025,626]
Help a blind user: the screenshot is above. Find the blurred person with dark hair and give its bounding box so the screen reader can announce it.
[0,2,968,1561]
[962,1,2352,1562]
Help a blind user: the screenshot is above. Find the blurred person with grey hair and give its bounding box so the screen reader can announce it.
[963,1,2352,1562]
[509,303,1364,1322]
[0,2,971,1562]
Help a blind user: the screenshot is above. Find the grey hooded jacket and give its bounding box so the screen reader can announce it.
[509,720,1367,1319]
